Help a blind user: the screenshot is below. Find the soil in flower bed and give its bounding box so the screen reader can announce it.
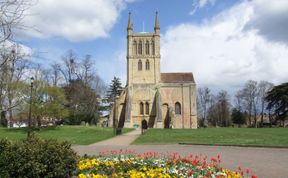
[77,150,257,178]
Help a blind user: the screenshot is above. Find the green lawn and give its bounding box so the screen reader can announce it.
[0,126,134,145]
[133,128,288,147]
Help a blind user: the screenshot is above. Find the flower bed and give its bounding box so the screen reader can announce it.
[77,150,257,178]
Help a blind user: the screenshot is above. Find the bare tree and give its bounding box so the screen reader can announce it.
[236,80,258,127]
[0,0,30,42]
[59,50,78,83]
[50,63,61,86]
[207,90,231,127]
[234,90,243,111]
[0,44,29,126]
[0,0,34,67]
[197,87,212,127]
[80,55,94,84]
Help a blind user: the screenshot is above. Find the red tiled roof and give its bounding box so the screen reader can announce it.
[161,73,195,83]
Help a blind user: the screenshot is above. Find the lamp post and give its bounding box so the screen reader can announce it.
[27,77,34,137]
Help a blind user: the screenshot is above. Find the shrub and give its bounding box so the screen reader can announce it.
[65,112,99,125]
[0,134,79,178]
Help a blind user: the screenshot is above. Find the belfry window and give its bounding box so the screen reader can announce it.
[138,60,142,71]
[175,102,181,115]
[145,41,150,55]
[138,41,142,55]
[145,60,150,70]
[140,102,144,115]
[152,41,155,55]
[145,102,149,115]
[133,41,137,55]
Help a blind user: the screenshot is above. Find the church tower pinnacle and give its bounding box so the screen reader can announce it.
[127,12,133,35]
[154,11,160,34]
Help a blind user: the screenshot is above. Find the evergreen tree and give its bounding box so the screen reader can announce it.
[104,77,123,111]
[265,82,288,127]
[231,108,245,127]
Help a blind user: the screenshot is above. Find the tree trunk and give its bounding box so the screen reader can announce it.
[260,102,265,128]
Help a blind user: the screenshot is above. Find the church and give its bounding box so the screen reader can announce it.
[113,12,197,129]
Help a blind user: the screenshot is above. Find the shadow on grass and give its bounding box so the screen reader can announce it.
[3,127,28,134]
[2,126,59,134]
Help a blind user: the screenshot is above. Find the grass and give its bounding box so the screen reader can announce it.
[0,126,134,145]
[133,128,288,147]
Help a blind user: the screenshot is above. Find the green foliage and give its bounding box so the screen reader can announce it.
[265,82,288,127]
[42,86,69,119]
[33,83,69,120]
[231,108,246,127]
[107,77,123,99]
[20,81,69,126]
[64,79,101,125]
[0,134,78,178]
[65,112,99,125]
[104,76,123,111]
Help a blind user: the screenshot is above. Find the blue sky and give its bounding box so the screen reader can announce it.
[17,0,288,92]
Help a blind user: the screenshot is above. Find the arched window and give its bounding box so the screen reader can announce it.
[145,60,150,70]
[151,41,155,55]
[138,60,142,71]
[175,102,181,115]
[133,41,137,55]
[145,102,149,115]
[140,102,144,115]
[145,41,149,55]
[138,40,142,55]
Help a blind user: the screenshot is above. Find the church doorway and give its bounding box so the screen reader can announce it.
[162,104,170,128]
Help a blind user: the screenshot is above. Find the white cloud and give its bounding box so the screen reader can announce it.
[162,1,288,92]
[190,0,217,15]
[21,0,133,42]
[0,41,32,59]
[244,0,288,44]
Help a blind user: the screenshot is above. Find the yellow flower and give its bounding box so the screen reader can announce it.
[78,173,87,178]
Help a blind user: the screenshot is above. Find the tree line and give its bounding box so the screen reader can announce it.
[197,80,288,128]
[0,46,109,127]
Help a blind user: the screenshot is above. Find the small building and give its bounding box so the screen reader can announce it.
[113,12,197,129]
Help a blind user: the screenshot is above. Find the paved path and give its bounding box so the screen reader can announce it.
[89,129,141,146]
[73,130,288,178]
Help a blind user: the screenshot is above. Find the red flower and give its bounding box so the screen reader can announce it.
[187,169,193,177]
[206,171,212,176]
[246,168,250,174]
[252,174,258,178]
[211,158,218,162]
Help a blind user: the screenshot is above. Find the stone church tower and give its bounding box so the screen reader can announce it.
[112,12,197,129]
[126,12,161,85]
